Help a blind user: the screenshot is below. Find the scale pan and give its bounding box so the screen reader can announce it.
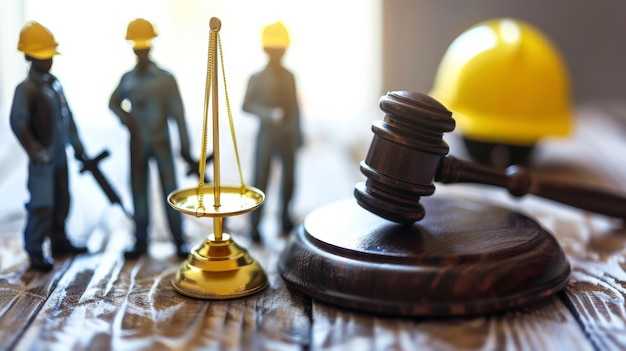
[168,184,264,217]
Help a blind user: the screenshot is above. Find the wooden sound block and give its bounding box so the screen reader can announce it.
[278,196,570,317]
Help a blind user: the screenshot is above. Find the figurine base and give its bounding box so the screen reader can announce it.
[278,196,570,317]
[172,233,268,299]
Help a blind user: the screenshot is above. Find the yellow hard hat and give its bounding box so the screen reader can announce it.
[430,18,573,146]
[17,21,60,59]
[126,18,157,49]
[262,21,290,48]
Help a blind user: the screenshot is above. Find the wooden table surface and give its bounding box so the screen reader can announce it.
[2,104,626,351]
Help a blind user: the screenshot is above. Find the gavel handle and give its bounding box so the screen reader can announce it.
[436,156,626,219]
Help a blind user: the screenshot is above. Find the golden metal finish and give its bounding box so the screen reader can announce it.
[169,17,268,299]
[168,185,264,218]
[172,234,268,299]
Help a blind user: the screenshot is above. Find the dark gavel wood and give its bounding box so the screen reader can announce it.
[278,196,570,317]
[354,91,626,225]
[278,90,621,317]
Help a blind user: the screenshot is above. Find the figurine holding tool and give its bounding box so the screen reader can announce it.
[243,21,302,242]
[109,18,197,259]
[10,21,89,271]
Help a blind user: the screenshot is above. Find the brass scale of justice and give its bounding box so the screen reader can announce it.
[168,17,267,299]
[169,17,626,316]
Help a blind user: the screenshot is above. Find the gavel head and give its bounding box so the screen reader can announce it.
[354,91,455,224]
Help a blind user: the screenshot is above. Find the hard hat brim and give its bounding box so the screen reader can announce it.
[24,47,60,60]
[445,107,574,145]
[263,42,289,49]
[131,39,152,49]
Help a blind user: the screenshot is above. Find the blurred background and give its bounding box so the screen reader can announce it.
[385,0,626,104]
[1,0,624,241]
[0,0,382,149]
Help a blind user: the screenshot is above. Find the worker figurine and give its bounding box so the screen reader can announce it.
[109,18,192,259]
[10,21,88,272]
[243,21,302,242]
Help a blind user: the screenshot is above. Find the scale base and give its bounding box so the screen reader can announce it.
[278,196,570,317]
[172,233,268,299]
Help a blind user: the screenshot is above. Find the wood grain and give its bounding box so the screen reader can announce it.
[561,225,626,351]
[0,214,73,350]
[529,104,626,351]
[8,211,311,351]
[310,297,592,351]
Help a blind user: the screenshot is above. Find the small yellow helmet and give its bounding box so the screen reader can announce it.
[262,21,290,49]
[17,21,60,59]
[430,18,573,146]
[126,18,157,49]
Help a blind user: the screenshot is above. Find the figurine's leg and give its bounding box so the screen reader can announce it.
[49,164,87,255]
[24,163,55,270]
[49,165,70,248]
[250,137,272,240]
[50,165,69,238]
[23,205,54,271]
[128,147,150,254]
[23,206,52,257]
[279,144,295,233]
[154,148,184,243]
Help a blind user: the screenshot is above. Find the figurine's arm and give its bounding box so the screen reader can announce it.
[285,72,303,147]
[108,77,138,132]
[288,74,300,120]
[48,77,87,159]
[165,75,192,164]
[66,110,86,160]
[242,74,278,122]
[9,84,49,164]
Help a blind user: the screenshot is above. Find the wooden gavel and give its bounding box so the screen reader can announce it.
[354,91,626,224]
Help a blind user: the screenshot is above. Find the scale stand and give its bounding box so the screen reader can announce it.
[168,17,268,299]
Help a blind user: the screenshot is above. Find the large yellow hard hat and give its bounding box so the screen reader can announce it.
[17,21,60,59]
[262,21,290,48]
[126,18,157,49]
[430,18,573,146]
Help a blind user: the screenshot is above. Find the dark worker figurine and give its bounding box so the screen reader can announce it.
[10,21,88,272]
[109,18,193,259]
[243,21,302,242]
